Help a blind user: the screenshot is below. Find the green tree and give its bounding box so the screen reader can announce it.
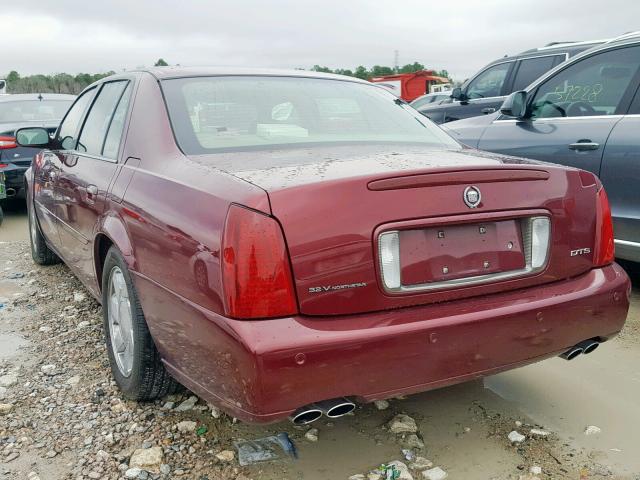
[154,58,169,66]
[311,65,333,73]
[370,65,394,77]
[399,62,425,74]
[353,66,370,80]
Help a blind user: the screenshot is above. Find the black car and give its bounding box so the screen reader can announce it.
[418,39,604,124]
[0,93,75,200]
[443,32,640,262]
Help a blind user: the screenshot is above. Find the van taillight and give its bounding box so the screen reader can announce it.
[593,187,614,267]
[0,136,17,149]
[221,205,298,319]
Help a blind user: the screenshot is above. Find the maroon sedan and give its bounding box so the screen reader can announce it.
[17,68,630,424]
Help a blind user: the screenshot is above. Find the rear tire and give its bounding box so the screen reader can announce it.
[28,199,60,265]
[102,246,180,400]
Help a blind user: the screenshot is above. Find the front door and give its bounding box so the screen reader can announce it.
[34,90,97,248]
[57,80,133,289]
[478,45,640,176]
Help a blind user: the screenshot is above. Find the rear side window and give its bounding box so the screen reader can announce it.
[56,89,96,150]
[530,46,640,119]
[102,83,132,159]
[511,55,565,91]
[466,62,512,99]
[77,81,129,157]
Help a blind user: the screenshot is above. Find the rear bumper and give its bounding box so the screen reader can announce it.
[0,165,28,198]
[152,263,630,423]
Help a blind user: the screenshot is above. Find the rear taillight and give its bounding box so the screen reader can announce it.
[593,187,614,267]
[221,205,298,319]
[0,136,17,149]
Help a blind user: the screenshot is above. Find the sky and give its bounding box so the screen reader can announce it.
[2,0,639,81]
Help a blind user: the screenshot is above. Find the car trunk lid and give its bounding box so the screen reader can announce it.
[192,145,599,316]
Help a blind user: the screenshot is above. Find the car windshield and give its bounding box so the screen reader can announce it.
[0,99,73,123]
[162,76,459,153]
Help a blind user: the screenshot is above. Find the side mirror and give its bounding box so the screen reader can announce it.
[15,127,51,148]
[500,91,528,119]
[451,87,465,101]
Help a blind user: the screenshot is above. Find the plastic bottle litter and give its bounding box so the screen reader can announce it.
[234,432,297,466]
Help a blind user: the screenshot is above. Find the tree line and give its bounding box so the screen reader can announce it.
[2,70,116,95]
[2,59,450,95]
[310,62,450,80]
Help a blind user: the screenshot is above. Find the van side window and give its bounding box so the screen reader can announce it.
[530,46,640,119]
[466,62,512,99]
[512,55,565,91]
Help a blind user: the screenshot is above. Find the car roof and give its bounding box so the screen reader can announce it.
[485,39,606,66]
[0,93,76,102]
[133,66,371,84]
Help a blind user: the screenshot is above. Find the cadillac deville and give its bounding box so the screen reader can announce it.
[18,68,630,424]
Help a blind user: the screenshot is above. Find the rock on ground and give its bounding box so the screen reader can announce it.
[0,403,14,415]
[0,374,18,387]
[176,420,197,433]
[388,414,418,434]
[215,450,235,462]
[374,400,390,410]
[508,430,526,443]
[129,446,164,474]
[305,428,319,442]
[584,425,602,435]
[174,395,199,412]
[422,467,448,480]
[410,457,433,471]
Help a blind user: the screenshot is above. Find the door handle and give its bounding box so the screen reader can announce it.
[87,185,98,195]
[569,140,599,151]
[481,107,496,114]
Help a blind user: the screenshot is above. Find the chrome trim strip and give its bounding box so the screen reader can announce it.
[614,239,640,248]
[378,216,550,294]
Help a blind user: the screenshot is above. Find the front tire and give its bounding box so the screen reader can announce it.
[102,247,179,400]
[28,199,60,265]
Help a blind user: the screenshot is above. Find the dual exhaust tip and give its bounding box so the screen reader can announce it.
[560,339,600,361]
[290,397,355,425]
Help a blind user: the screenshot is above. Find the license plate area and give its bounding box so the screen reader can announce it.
[400,220,525,285]
[377,214,551,294]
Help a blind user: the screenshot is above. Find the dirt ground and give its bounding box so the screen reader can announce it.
[1,200,639,480]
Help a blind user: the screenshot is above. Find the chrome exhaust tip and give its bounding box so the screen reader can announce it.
[315,397,356,418]
[5,188,16,197]
[581,340,600,355]
[289,406,323,425]
[559,346,583,361]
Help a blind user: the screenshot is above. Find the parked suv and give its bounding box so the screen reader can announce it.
[418,39,604,124]
[443,32,640,262]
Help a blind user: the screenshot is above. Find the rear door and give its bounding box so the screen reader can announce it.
[56,80,132,288]
[478,45,640,175]
[509,54,567,92]
[34,90,96,245]
[600,83,640,262]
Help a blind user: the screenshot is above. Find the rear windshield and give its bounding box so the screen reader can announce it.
[161,76,459,153]
[0,100,73,123]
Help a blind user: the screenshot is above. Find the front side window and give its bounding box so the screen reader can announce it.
[56,89,96,150]
[162,76,459,154]
[466,62,512,99]
[530,46,640,119]
[77,81,129,156]
[512,55,565,91]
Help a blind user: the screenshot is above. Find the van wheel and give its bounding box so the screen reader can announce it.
[102,247,180,400]
[28,200,60,265]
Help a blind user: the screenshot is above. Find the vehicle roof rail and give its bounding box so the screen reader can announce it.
[603,31,640,44]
